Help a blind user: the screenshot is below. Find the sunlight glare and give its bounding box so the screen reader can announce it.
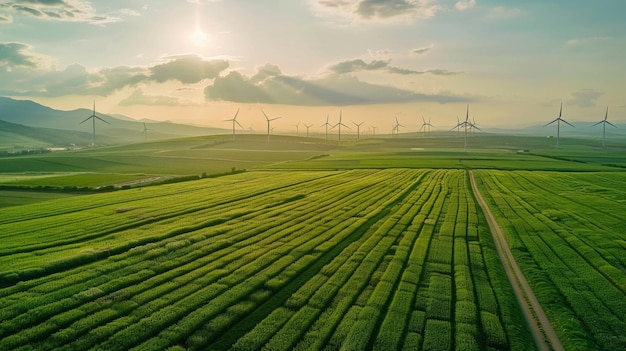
[190,28,209,47]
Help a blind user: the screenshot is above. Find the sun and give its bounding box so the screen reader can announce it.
[189,28,209,48]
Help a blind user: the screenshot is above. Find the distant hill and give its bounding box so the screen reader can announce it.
[0,97,228,147]
[0,119,95,148]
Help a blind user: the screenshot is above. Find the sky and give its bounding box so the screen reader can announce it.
[1,0,625,133]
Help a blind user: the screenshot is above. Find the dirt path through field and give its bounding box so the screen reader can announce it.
[469,171,564,351]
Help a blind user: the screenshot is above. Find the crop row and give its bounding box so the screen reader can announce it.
[474,170,626,350]
[1,169,535,350]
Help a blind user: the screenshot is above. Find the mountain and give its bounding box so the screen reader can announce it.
[0,97,228,146]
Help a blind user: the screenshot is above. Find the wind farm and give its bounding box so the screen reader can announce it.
[1,0,625,349]
[1,97,626,351]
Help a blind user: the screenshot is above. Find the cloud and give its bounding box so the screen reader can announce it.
[0,0,119,24]
[455,0,476,11]
[0,42,50,69]
[566,89,603,108]
[251,63,282,83]
[119,89,189,106]
[204,65,471,105]
[149,55,229,84]
[0,13,12,23]
[327,59,390,74]
[325,58,461,76]
[411,47,431,55]
[311,0,443,23]
[0,51,230,96]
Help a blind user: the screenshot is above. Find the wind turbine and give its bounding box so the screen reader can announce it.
[544,102,574,148]
[393,117,403,136]
[352,121,364,140]
[455,116,460,137]
[80,100,109,146]
[321,113,331,140]
[370,125,377,137]
[293,121,300,136]
[592,106,616,148]
[141,123,151,141]
[223,108,242,141]
[262,109,280,142]
[451,104,480,152]
[331,110,350,144]
[303,123,312,137]
[419,116,434,136]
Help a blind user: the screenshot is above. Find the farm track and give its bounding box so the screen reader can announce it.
[469,171,563,351]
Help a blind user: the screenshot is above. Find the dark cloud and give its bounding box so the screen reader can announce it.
[204,66,471,106]
[251,63,282,83]
[0,42,44,68]
[149,56,229,84]
[567,89,603,108]
[0,52,228,97]
[2,0,119,24]
[327,59,390,74]
[313,0,441,22]
[327,58,461,76]
[356,0,417,19]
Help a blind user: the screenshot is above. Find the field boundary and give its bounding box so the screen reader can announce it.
[468,171,564,351]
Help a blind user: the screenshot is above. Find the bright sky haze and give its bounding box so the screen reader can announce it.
[1,0,624,132]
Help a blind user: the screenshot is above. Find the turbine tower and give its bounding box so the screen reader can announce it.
[544,102,574,148]
[393,117,403,136]
[352,121,364,140]
[223,108,242,141]
[141,123,151,141]
[80,100,109,146]
[321,113,331,140]
[293,121,300,137]
[451,105,480,152]
[262,109,280,142]
[303,123,312,137]
[419,116,434,136]
[592,106,616,148]
[331,110,350,144]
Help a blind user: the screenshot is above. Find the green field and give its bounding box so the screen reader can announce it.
[1,133,625,350]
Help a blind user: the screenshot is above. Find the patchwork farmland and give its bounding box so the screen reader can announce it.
[1,166,625,350]
[2,169,532,350]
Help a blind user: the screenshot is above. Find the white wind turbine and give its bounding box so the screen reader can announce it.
[544,102,574,148]
[80,101,109,146]
[223,108,242,140]
[331,110,350,144]
[352,121,364,140]
[262,109,280,142]
[592,106,616,148]
[321,113,331,140]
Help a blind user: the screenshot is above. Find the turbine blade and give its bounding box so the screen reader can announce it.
[95,116,110,124]
[262,109,269,121]
[80,116,92,124]
[559,102,563,117]
[236,120,243,128]
[561,119,575,128]
[606,121,617,128]
[591,121,603,127]
[234,108,240,120]
[605,106,608,121]
[544,119,558,127]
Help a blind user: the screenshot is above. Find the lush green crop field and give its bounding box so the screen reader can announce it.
[474,170,626,350]
[0,169,534,350]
